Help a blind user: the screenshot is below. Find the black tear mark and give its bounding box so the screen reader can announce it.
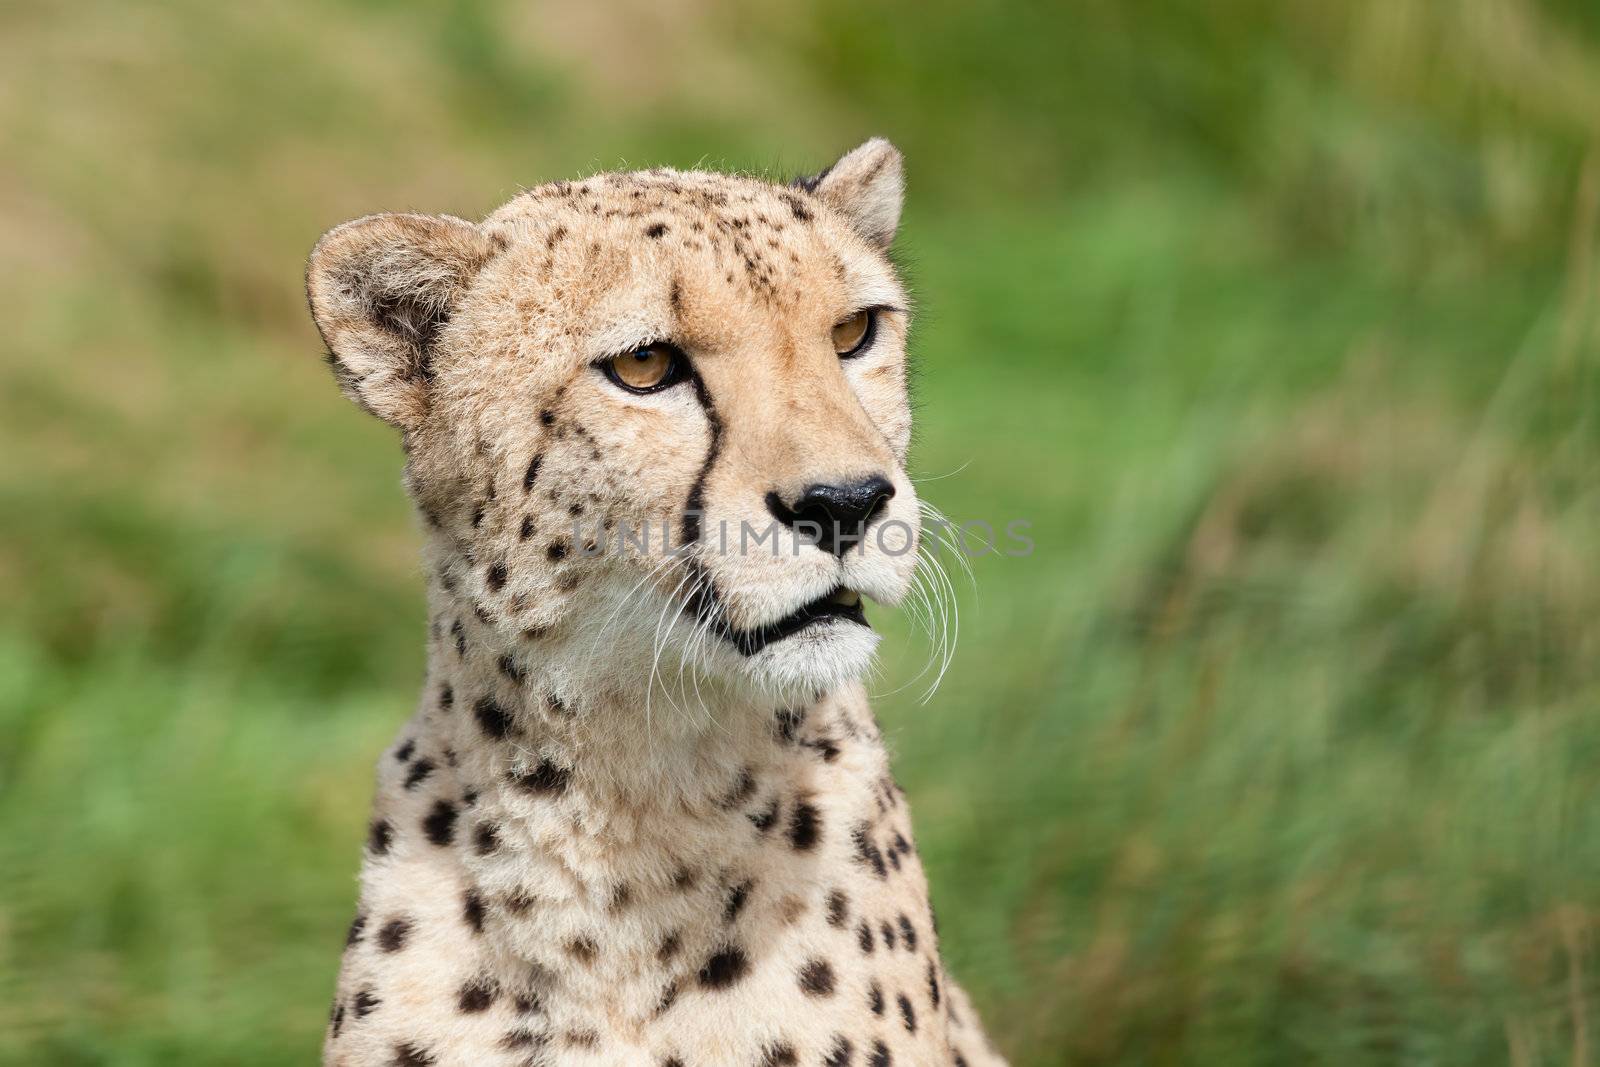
[680,370,724,546]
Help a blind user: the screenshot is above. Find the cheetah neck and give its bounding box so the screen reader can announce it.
[416,576,873,833]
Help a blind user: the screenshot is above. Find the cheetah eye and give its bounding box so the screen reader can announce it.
[832,309,876,358]
[603,342,685,394]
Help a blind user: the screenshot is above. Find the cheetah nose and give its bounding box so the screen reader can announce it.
[765,475,896,557]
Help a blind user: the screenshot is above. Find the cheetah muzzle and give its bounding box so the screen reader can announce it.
[307,139,1006,1067]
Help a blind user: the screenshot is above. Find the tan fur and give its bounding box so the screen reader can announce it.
[307,140,1005,1067]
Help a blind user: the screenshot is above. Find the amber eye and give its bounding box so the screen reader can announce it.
[832,309,875,358]
[604,343,684,393]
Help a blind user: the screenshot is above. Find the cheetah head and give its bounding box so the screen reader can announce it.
[307,140,922,706]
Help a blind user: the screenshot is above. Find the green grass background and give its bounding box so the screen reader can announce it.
[3,1,1600,1063]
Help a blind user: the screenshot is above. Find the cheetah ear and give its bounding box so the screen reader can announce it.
[306,212,499,430]
[795,137,904,249]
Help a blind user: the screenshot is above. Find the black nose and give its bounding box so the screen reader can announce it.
[767,475,896,557]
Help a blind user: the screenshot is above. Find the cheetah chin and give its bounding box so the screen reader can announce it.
[305,138,1006,1067]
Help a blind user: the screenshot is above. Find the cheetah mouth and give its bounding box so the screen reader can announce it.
[691,584,869,657]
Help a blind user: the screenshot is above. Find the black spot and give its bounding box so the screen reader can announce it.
[775,707,805,742]
[824,1035,854,1067]
[566,936,598,963]
[655,980,681,1016]
[377,917,411,953]
[497,653,526,684]
[869,1040,891,1067]
[457,976,497,1013]
[352,986,380,1018]
[826,890,849,928]
[500,1028,546,1052]
[786,801,821,851]
[473,822,500,855]
[451,619,466,656]
[393,1042,436,1066]
[512,759,570,795]
[523,453,543,491]
[439,685,454,711]
[853,824,887,878]
[367,819,393,855]
[953,1055,969,1067]
[345,913,367,946]
[724,880,753,924]
[609,882,632,912]
[657,930,681,963]
[805,737,841,762]
[519,515,534,540]
[474,696,513,740]
[892,831,912,855]
[487,561,508,591]
[330,999,345,1037]
[898,914,918,951]
[881,920,896,950]
[645,222,669,239]
[869,981,884,1015]
[463,888,486,933]
[546,540,567,561]
[471,502,486,528]
[720,768,756,809]
[663,1058,686,1067]
[422,800,457,846]
[762,1043,798,1066]
[394,739,415,762]
[748,798,779,833]
[403,758,435,791]
[898,993,917,1033]
[697,946,749,989]
[858,920,875,953]
[798,958,836,996]
[927,960,941,1008]
[672,866,697,891]
[539,410,555,426]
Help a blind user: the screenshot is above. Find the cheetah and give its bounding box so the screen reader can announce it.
[306,139,1006,1067]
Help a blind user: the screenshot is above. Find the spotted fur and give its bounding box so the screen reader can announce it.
[307,140,1005,1066]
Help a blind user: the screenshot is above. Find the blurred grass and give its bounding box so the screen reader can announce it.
[2,1,1599,1063]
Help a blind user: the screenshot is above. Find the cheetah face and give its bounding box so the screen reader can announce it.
[308,140,920,704]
